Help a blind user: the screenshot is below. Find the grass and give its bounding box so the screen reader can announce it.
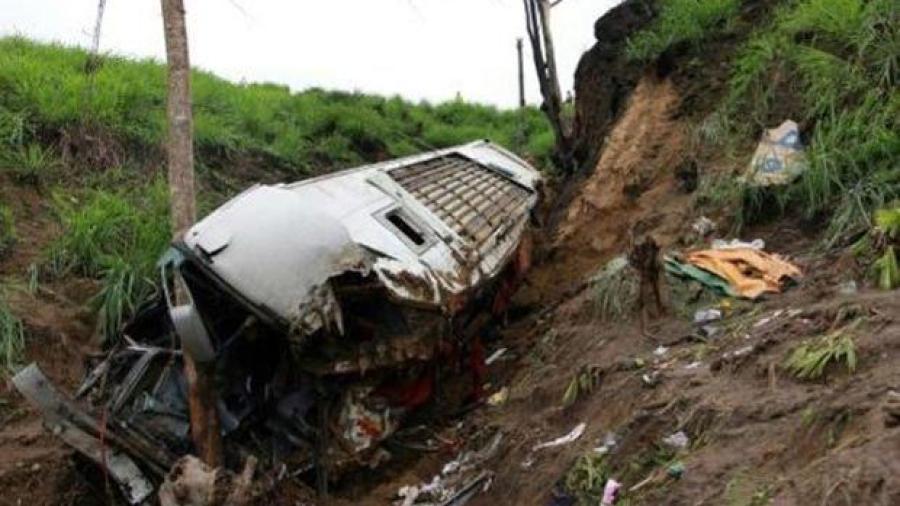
[691,0,899,247]
[46,181,171,342]
[625,0,740,61]
[561,365,603,408]
[564,453,610,505]
[0,37,555,174]
[784,328,858,381]
[0,143,61,185]
[591,256,638,321]
[872,206,900,289]
[0,294,25,374]
[0,204,14,258]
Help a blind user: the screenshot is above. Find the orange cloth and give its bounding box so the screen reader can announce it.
[686,248,802,299]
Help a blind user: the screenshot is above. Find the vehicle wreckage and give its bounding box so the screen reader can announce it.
[13,140,542,503]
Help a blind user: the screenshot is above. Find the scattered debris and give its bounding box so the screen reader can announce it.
[691,216,716,237]
[485,347,508,365]
[661,431,690,450]
[486,387,509,407]
[533,423,587,452]
[653,345,669,357]
[641,371,661,388]
[601,478,621,505]
[743,120,807,186]
[666,461,686,479]
[396,432,502,505]
[682,248,802,299]
[594,432,618,455]
[699,325,721,338]
[838,280,858,296]
[158,455,258,506]
[12,364,157,504]
[712,238,765,250]
[694,308,722,324]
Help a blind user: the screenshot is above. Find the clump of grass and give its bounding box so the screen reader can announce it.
[0,204,15,258]
[564,453,610,505]
[872,207,900,289]
[591,256,638,321]
[47,181,171,342]
[0,295,25,374]
[0,143,61,185]
[561,365,603,408]
[625,0,740,61]
[850,205,900,289]
[784,328,857,380]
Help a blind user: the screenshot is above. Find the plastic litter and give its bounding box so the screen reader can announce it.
[691,216,716,237]
[743,120,807,186]
[653,346,668,357]
[712,238,765,250]
[667,461,685,479]
[486,387,509,407]
[396,433,502,505]
[601,479,621,505]
[838,280,858,296]
[485,348,508,365]
[682,248,802,299]
[699,324,720,338]
[641,371,660,388]
[532,423,586,452]
[662,431,689,450]
[594,432,618,455]
[693,308,722,324]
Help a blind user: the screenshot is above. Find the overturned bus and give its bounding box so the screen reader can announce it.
[14,140,542,503]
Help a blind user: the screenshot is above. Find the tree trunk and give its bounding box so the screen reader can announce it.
[523,0,573,171]
[160,0,222,467]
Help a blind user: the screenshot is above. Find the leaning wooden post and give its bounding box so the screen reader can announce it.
[160,0,223,467]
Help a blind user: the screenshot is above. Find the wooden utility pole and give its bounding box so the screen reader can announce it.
[160,0,222,467]
[517,38,525,108]
[523,0,573,171]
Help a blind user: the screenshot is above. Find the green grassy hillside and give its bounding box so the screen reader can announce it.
[0,37,553,179]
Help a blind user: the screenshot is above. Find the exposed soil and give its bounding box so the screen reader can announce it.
[0,178,99,506]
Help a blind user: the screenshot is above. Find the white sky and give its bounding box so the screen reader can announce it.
[1,0,619,109]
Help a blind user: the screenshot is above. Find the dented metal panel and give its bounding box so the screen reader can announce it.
[13,364,155,505]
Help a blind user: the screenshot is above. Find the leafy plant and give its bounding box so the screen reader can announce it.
[853,205,900,289]
[561,365,603,407]
[784,329,857,380]
[564,453,610,505]
[0,295,24,374]
[0,143,61,185]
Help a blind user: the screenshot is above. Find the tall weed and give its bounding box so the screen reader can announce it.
[0,295,24,373]
[47,181,170,341]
